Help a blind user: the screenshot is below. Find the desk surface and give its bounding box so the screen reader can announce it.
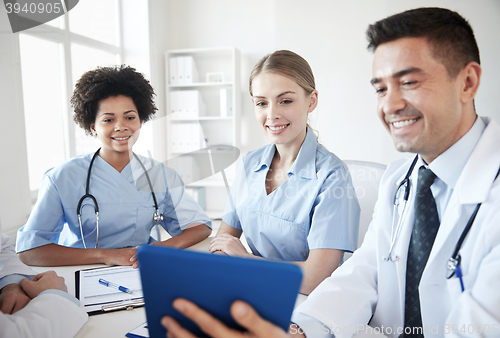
[30,238,386,338]
[31,238,210,337]
[31,237,308,338]
[32,264,146,338]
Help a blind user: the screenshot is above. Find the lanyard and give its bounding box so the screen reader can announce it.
[446,165,500,291]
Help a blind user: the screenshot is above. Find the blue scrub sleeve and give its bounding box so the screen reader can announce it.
[16,174,66,252]
[221,158,246,230]
[307,166,360,253]
[161,166,211,236]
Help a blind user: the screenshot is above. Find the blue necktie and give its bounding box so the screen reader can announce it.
[404,166,439,337]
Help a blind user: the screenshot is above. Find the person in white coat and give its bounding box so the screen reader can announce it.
[158,7,500,338]
[0,221,87,337]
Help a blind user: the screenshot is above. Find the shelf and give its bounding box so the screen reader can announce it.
[166,47,240,198]
[168,82,232,88]
[169,116,234,122]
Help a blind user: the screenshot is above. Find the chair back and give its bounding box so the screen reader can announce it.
[344,160,386,259]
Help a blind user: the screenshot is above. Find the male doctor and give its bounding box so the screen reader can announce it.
[0,220,88,337]
[161,7,500,338]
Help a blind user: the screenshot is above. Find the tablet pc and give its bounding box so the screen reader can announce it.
[137,246,303,338]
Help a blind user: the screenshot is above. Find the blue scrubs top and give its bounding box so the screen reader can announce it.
[222,129,360,261]
[16,153,211,252]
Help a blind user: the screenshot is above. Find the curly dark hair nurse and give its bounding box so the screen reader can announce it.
[71,65,157,135]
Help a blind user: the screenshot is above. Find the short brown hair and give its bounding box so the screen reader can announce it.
[366,7,480,78]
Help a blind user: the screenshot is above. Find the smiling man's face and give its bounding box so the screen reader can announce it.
[372,37,467,163]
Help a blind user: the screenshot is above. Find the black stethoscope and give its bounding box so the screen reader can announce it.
[383,155,418,263]
[384,155,500,292]
[76,148,164,249]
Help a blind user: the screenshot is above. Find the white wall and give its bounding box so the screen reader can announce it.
[147,0,171,162]
[0,1,158,234]
[0,9,32,237]
[1,0,499,233]
[162,0,500,164]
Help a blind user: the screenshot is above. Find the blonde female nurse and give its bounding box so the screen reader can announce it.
[209,50,360,295]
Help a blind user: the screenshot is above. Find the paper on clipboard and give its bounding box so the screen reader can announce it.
[75,265,144,315]
[126,321,149,338]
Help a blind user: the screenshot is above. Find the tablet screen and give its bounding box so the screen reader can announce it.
[138,245,302,338]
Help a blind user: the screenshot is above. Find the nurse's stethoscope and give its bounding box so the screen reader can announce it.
[383,154,500,292]
[76,148,163,249]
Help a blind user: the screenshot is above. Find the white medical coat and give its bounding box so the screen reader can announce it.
[0,235,34,281]
[0,232,88,337]
[295,117,500,337]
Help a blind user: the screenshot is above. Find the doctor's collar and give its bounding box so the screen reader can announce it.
[428,117,486,190]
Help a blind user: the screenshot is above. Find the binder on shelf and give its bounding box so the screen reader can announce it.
[220,88,232,117]
[184,124,193,152]
[170,90,178,115]
[185,90,198,118]
[170,90,205,120]
[169,123,204,153]
[180,124,189,152]
[186,123,203,152]
[169,57,178,85]
[192,90,206,118]
[177,56,185,84]
[179,91,189,115]
[169,123,178,152]
[170,56,199,85]
[170,90,205,119]
[183,56,199,84]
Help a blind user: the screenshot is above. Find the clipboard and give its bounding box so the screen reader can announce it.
[75,265,144,315]
[137,246,303,338]
[126,321,149,338]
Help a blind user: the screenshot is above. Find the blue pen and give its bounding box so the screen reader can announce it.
[98,278,132,294]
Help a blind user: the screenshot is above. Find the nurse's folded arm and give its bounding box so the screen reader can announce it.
[18,243,137,267]
[210,223,343,295]
[208,222,249,257]
[19,222,211,267]
[129,222,212,268]
[152,222,212,249]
